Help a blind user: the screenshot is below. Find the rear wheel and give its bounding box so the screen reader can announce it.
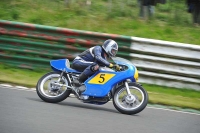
[113,83,148,115]
[36,71,71,103]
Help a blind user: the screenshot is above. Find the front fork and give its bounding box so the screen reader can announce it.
[124,80,142,95]
[124,81,137,103]
[125,81,131,95]
[111,80,132,97]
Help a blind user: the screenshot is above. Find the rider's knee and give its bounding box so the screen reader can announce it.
[90,64,99,72]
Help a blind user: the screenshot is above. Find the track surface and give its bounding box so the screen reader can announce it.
[0,87,200,133]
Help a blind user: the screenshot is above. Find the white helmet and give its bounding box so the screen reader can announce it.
[102,39,118,57]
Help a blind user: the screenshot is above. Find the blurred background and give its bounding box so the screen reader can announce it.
[0,0,200,44]
[0,0,200,111]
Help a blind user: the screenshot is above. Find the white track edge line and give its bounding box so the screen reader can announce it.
[146,106,200,116]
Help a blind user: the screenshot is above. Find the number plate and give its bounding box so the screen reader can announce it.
[88,73,115,84]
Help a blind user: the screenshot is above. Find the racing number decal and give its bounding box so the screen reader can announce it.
[99,74,105,83]
[88,73,115,84]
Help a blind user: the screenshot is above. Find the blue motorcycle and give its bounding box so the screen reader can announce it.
[36,57,148,115]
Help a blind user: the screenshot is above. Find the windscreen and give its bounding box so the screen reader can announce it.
[112,57,133,65]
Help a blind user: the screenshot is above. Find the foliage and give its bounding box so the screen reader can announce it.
[0,0,199,44]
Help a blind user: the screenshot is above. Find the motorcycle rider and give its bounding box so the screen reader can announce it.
[71,39,120,93]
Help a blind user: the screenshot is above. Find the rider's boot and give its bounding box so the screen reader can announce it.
[72,73,88,95]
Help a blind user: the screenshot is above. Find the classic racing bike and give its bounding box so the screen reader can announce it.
[36,57,148,115]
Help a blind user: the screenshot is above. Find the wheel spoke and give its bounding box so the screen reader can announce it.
[135,99,140,105]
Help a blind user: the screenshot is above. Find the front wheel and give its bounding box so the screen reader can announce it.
[36,71,72,103]
[113,83,148,115]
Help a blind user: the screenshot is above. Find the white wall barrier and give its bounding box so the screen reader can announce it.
[130,37,200,91]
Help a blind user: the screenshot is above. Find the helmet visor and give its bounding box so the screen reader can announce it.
[111,49,117,57]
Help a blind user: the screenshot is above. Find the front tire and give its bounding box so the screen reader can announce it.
[36,71,72,103]
[113,83,148,115]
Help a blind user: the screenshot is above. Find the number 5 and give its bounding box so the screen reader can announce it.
[99,74,105,83]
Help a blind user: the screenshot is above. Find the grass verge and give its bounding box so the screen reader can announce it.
[0,64,199,111]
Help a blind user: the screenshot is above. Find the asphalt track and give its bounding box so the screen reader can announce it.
[0,86,199,133]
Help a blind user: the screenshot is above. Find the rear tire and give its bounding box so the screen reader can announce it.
[113,83,148,115]
[36,71,72,103]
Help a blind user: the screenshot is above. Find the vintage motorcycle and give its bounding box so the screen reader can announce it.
[36,57,148,115]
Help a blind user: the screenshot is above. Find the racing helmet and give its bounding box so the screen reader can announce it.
[102,39,118,57]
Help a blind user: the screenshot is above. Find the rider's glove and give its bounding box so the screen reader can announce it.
[109,63,120,71]
[109,63,114,68]
[113,64,121,71]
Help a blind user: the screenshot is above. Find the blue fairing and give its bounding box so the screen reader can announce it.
[82,63,136,97]
[50,59,80,73]
[50,58,137,97]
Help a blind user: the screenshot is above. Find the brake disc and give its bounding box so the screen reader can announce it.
[48,79,62,92]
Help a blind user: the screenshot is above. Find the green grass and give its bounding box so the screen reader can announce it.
[143,84,200,110]
[0,0,200,45]
[0,64,48,87]
[0,64,199,111]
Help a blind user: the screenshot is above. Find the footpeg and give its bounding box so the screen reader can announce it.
[80,95,89,100]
